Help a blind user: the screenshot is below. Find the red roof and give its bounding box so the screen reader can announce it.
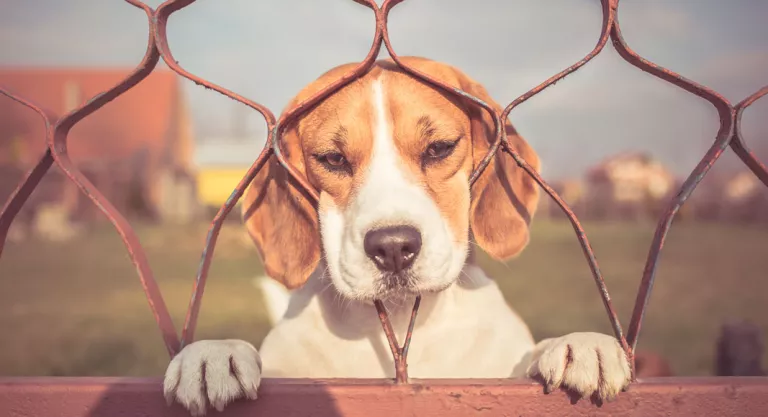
[0,68,181,167]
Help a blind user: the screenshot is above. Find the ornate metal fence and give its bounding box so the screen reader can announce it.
[1,0,767,415]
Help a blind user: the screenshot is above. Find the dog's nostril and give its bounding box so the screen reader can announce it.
[363,225,422,273]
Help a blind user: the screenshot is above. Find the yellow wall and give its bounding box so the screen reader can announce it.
[196,167,251,207]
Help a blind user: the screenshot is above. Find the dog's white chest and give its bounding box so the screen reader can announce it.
[258,277,535,379]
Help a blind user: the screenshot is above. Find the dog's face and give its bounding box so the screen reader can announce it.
[243,57,540,301]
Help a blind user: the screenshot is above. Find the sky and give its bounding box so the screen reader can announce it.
[1,0,766,180]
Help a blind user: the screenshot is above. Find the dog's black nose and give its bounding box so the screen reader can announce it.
[364,225,422,273]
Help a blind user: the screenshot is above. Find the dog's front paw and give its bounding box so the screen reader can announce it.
[163,339,262,416]
[526,332,631,403]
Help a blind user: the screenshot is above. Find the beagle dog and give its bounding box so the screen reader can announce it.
[163,57,632,416]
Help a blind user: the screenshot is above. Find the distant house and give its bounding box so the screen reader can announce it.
[583,152,676,221]
[539,179,586,220]
[193,138,265,215]
[0,68,198,225]
[690,170,768,224]
[724,171,768,222]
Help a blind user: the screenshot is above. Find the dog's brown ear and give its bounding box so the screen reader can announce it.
[241,121,321,289]
[454,70,541,261]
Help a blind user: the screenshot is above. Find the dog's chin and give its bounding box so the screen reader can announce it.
[331,272,458,304]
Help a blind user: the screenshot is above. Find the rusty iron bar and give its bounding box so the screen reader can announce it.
[0,150,55,259]
[0,0,766,385]
[162,0,385,348]
[151,0,280,348]
[271,0,382,204]
[496,0,630,356]
[730,86,768,187]
[0,0,181,357]
[374,296,422,383]
[0,90,55,259]
[379,0,629,362]
[180,145,274,347]
[45,0,180,357]
[607,1,768,353]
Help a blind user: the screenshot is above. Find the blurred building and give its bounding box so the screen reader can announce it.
[582,152,676,221]
[722,171,768,223]
[0,68,198,227]
[689,169,768,224]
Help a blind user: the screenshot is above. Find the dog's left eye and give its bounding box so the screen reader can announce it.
[314,152,352,175]
[424,140,458,162]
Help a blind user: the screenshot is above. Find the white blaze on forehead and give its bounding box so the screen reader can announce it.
[352,76,439,229]
[366,77,410,196]
[351,76,452,268]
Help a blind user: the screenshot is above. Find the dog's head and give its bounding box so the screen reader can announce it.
[242,57,540,301]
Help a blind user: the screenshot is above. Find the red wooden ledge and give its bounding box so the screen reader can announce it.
[2,377,768,416]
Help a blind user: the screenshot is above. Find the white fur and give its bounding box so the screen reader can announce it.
[164,75,632,416]
[257,264,535,379]
[526,332,632,401]
[164,339,261,417]
[253,275,291,325]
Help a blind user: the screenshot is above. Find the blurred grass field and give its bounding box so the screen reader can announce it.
[0,218,766,377]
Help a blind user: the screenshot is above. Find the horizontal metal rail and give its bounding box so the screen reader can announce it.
[2,377,768,417]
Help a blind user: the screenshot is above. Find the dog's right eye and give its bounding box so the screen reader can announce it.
[322,152,346,166]
[314,152,351,174]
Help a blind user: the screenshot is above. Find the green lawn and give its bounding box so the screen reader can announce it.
[0,219,766,377]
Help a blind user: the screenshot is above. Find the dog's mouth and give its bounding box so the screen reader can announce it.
[369,274,415,301]
[376,270,415,290]
[369,271,453,301]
